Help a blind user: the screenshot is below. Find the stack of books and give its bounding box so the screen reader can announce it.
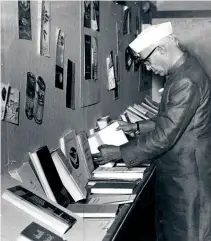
[120,95,159,123]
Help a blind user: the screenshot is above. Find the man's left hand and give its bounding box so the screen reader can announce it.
[92,145,122,165]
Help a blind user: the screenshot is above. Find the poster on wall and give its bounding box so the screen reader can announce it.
[55,29,65,89]
[116,21,121,53]
[66,59,75,109]
[18,0,32,40]
[92,1,100,31]
[115,54,120,82]
[92,37,98,81]
[1,83,10,121]
[4,87,20,125]
[106,51,116,90]
[84,1,91,28]
[84,35,92,80]
[40,0,50,57]
[25,72,46,124]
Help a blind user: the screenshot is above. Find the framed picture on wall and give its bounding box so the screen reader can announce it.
[84,1,91,28]
[92,1,100,31]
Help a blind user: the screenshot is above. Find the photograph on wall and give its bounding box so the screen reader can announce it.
[84,35,92,80]
[34,76,46,125]
[4,87,20,125]
[25,72,36,120]
[40,0,50,57]
[1,83,10,121]
[116,21,121,53]
[123,6,131,35]
[92,1,100,31]
[55,29,65,89]
[92,37,98,81]
[18,0,32,40]
[106,51,116,90]
[84,1,91,28]
[66,59,75,109]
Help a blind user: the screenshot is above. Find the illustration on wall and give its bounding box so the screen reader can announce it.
[115,54,120,82]
[66,59,75,109]
[55,29,65,89]
[116,21,121,53]
[92,1,100,31]
[92,37,98,81]
[84,35,92,80]
[25,72,46,124]
[5,87,20,125]
[106,51,116,90]
[40,0,50,57]
[1,83,10,121]
[84,1,91,28]
[18,0,32,40]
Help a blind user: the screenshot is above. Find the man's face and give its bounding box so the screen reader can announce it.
[142,47,168,76]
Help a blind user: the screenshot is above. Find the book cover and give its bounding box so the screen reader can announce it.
[76,131,94,177]
[60,130,89,187]
[88,122,128,154]
[91,182,137,195]
[1,83,10,120]
[29,146,71,207]
[67,203,119,218]
[2,185,76,235]
[4,87,20,125]
[17,222,63,241]
[51,148,87,202]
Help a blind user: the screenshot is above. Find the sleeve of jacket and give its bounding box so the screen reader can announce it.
[120,78,200,167]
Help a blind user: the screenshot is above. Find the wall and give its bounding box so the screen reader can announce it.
[151,1,211,102]
[1,1,149,173]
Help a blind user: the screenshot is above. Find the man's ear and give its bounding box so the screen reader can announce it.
[157,45,167,56]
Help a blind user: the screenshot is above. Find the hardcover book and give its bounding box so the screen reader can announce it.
[2,185,76,235]
[29,146,71,207]
[17,222,63,241]
[60,130,90,187]
[51,148,87,202]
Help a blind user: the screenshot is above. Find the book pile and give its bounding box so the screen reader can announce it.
[120,95,159,123]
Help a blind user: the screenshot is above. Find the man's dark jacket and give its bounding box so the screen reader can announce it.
[121,52,211,241]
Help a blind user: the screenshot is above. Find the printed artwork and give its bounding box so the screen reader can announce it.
[106,51,116,90]
[1,83,10,120]
[84,1,91,28]
[25,72,46,124]
[66,59,75,109]
[55,30,65,89]
[5,88,20,125]
[92,1,100,31]
[92,37,98,80]
[40,1,50,57]
[18,0,32,40]
[84,35,92,80]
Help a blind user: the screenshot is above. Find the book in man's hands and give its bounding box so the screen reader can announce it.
[88,121,128,154]
[17,222,63,241]
[67,203,119,218]
[60,130,90,188]
[2,185,76,236]
[91,182,137,195]
[51,148,87,202]
[93,166,146,180]
[29,146,71,207]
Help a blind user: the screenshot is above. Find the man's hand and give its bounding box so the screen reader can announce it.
[92,145,122,165]
[116,120,137,134]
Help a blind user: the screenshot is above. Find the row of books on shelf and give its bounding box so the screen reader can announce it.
[2,95,157,239]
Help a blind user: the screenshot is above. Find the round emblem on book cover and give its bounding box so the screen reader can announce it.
[68,147,79,169]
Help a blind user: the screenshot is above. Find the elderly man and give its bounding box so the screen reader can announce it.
[93,22,211,241]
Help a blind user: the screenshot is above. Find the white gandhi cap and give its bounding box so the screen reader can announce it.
[129,22,173,55]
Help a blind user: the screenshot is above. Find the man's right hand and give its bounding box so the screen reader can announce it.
[116,120,137,134]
